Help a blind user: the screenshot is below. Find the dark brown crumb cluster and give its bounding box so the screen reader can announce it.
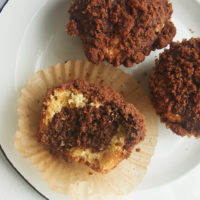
[149,38,200,137]
[37,79,145,156]
[66,0,176,67]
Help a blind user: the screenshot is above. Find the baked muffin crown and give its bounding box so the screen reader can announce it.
[66,0,176,67]
[149,38,200,137]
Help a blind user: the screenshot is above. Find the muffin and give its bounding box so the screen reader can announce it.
[37,79,146,173]
[66,0,176,67]
[149,38,200,137]
[15,60,158,198]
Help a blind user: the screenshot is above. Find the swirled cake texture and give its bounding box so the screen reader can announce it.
[37,79,146,173]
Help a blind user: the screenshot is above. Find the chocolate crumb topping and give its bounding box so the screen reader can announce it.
[149,38,200,137]
[66,0,176,67]
[37,80,145,172]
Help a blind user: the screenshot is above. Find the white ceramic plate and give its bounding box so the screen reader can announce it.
[0,0,200,199]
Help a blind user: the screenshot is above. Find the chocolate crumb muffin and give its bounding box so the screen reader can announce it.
[66,0,176,67]
[37,79,146,173]
[149,38,200,137]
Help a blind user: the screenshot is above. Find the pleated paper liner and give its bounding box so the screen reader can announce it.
[15,60,158,200]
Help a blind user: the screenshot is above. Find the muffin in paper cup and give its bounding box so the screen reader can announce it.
[15,60,158,200]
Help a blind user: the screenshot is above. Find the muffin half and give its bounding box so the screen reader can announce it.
[149,38,200,137]
[37,79,146,173]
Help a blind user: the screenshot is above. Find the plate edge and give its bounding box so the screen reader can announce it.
[0,0,9,12]
[0,144,49,200]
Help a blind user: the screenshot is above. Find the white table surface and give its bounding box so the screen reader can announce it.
[0,2,43,200]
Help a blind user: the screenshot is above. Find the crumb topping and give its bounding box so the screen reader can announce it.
[66,0,176,67]
[149,38,200,137]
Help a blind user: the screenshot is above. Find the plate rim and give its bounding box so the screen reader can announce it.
[0,144,49,200]
[0,0,9,12]
[0,1,49,199]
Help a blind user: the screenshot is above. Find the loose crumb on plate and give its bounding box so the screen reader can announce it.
[136,148,141,152]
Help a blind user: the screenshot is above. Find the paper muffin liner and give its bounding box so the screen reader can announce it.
[15,60,158,200]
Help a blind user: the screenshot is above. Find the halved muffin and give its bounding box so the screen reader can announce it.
[37,79,146,173]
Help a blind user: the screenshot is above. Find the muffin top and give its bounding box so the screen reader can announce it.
[37,79,145,172]
[66,0,176,67]
[149,38,200,137]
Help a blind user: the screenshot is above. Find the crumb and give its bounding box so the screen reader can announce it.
[100,79,104,84]
[136,148,141,152]
[86,72,90,77]
[189,28,194,34]
[88,172,93,175]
